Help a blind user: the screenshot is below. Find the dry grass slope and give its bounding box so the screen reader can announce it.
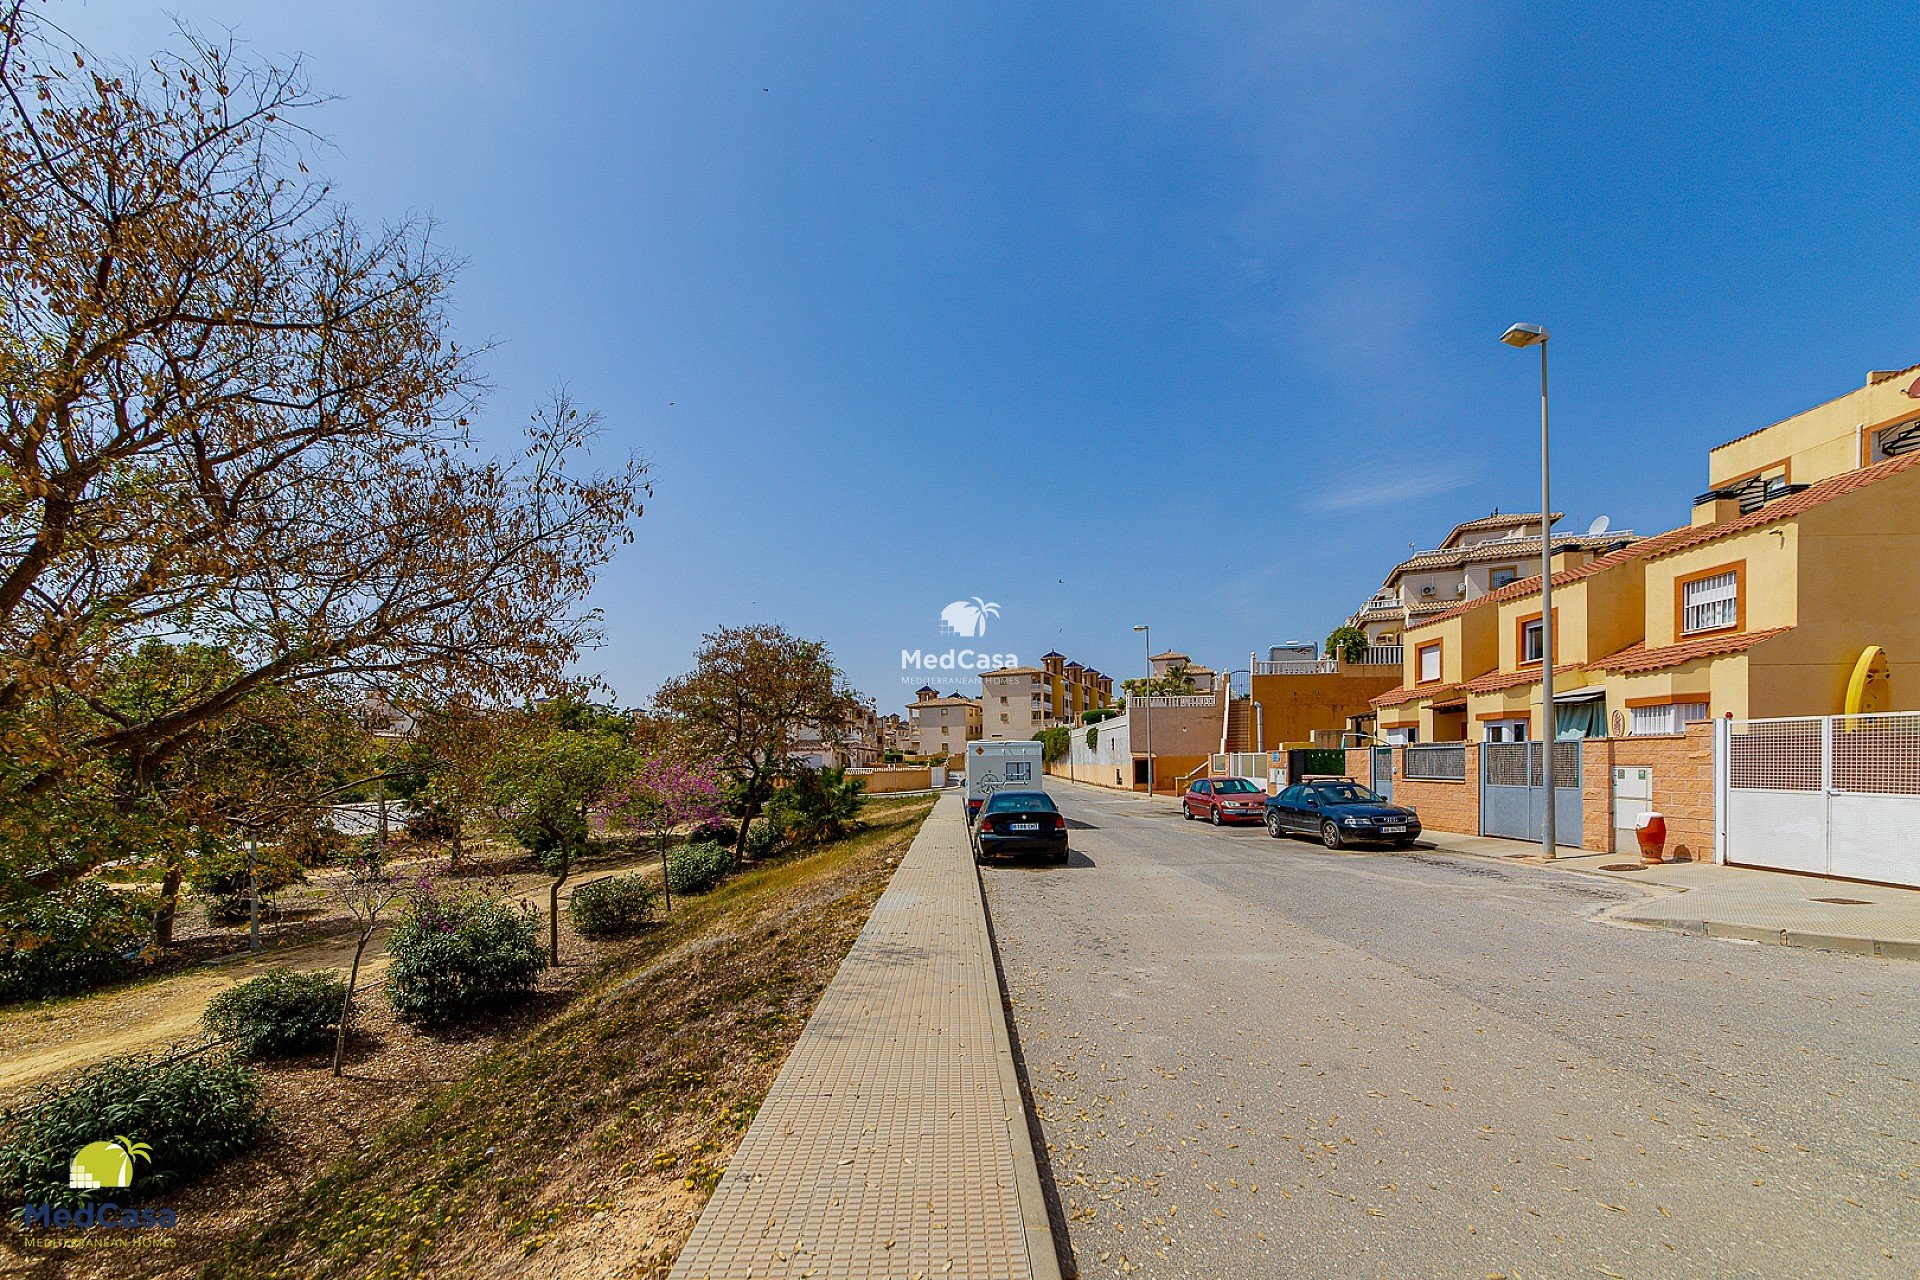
[199,795,935,1280]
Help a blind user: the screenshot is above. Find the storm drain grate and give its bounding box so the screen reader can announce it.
[1810,896,1872,905]
[1599,863,1646,872]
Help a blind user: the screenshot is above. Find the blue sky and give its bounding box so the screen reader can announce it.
[63,1,1920,710]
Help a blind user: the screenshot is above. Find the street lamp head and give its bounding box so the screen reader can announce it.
[1132,625,1148,633]
[1500,323,1548,348]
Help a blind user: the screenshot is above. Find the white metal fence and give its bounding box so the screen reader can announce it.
[1717,713,1920,887]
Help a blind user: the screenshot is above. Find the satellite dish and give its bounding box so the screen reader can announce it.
[1587,515,1611,536]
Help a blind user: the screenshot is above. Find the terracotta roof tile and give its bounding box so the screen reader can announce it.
[1588,628,1790,674]
[1464,664,1579,695]
[1406,454,1920,637]
[1440,511,1561,547]
[1372,682,1459,708]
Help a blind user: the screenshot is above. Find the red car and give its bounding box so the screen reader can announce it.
[1182,776,1268,825]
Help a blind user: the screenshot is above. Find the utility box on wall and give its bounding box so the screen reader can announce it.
[1613,766,1653,855]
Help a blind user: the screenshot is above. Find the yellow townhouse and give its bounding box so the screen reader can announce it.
[1372,366,1920,743]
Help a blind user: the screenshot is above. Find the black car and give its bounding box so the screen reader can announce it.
[1265,778,1420,849]
[973,790,1069,864]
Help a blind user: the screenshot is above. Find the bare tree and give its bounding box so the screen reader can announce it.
[330,855,407,1078]
[0,7,648,865]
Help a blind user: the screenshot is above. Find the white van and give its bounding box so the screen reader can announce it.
[965,740,1044,822]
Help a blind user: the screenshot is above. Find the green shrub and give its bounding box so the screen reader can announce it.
[568,876,658,938]
[0,883,158,1005]
[192,854,305,925]
[690,820,737,847]
[202,969,346,1059]
[0,1051,267,1209]
[762,767,865,846]
[403,800,462,843]
[743,820,783,859]
[665,840,735,896]
[385,890,543,1025]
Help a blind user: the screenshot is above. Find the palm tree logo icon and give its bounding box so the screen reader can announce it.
[69,1136,152,1190]
[939,597,1001,637]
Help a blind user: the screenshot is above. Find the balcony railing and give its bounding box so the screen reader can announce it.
[1135,694,1217,708]
[1253,646,1400,676]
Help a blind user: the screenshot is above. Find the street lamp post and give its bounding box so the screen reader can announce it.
[1500,322,1556,861]
[1133,624,1153,800]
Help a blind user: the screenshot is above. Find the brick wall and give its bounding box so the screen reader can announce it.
[1595,722,1716,861]
[1389,743,1481,836]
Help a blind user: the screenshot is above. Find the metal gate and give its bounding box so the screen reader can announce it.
[1372,746,1393,801]
[1480,741,1583,845]
[1718,713,1920,887]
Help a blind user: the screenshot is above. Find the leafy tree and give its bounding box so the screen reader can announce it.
[486,703,630,965]
[390,701,507,870]
[1120,665,1199,698]
[1325,626,1370,664]
[599,752,724,914]
[0,7,647,872]
[652,625,863,860]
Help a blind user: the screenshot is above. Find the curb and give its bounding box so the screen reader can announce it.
[971,841,1066,1280]
[1612,913,1920,960]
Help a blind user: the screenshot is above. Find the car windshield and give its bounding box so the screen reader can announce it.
[986,792,1057,813]
[1212,779,1260,794]
[1311,782,1384,805]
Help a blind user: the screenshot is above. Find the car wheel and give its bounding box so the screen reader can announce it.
[1265,812,1284,839]
[1321,820,1344,850]
[1055,848,1071,864]
[1182,803,1193,820]
[1210,807,1223,826]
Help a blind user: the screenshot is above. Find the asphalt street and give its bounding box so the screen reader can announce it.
[980,779,1920,1280]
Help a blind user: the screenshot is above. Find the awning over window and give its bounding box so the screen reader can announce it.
[1551,687,1606,703]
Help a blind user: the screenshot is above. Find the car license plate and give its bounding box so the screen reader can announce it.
[1010,822,1040,832]
[1381,824,1406,833]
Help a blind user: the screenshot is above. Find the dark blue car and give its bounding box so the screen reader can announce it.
[1265,778,1420,849]
[973,790,1070,864]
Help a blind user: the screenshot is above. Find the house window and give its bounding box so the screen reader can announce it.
[1521,619,1546,664]
[1384,726,1415,745]
[1417,641,1442,684]
[1680,569,1740,635]
[1630,702,1709,736]
[1483,718,1529,743]
[1490,565,1519,590]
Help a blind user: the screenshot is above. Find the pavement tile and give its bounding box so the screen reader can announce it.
[669,794,1052,1280]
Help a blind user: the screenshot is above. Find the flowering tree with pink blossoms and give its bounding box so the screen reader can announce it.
[600,753,725,913]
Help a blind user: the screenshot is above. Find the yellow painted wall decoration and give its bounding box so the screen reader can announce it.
[1843,645,1890,716]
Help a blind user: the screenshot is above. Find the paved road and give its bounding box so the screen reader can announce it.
[981,780,1920,1280]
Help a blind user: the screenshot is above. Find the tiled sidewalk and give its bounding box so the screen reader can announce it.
[669,793,1058,1280]
[1421,828,1920,959]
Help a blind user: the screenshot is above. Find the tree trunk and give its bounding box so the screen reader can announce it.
[658,832,672,914]
[548,853,569,967]
[333,927,374,1078]
[154,866,183,948]
[449,809,464,872]
[247,846,261,954]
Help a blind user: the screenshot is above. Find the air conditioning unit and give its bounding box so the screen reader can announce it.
[1421,586,1435,597]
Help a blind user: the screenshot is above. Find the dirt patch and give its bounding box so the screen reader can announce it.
[1,797,935,1280]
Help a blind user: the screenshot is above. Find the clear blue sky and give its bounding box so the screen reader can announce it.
[65,1,1920,711]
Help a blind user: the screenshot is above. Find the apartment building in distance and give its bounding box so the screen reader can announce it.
[906,686,982,756]
[980,651,1115,740]
[1347,512,1637,647]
